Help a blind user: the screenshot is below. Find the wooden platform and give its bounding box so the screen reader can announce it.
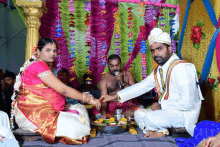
[13,129,43,142]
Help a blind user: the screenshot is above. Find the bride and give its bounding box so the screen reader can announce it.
[12,38,101,145]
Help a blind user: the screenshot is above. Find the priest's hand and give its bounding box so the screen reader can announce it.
[100,94,118,103]
[100,113,107,119]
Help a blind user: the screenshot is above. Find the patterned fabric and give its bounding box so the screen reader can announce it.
[15,61,89,144]
[159,68,165,90]
[175,121,220,147]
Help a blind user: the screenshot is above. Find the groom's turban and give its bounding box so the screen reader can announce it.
[148,28,171,46]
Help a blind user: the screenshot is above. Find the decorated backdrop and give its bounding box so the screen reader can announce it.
[13,0,179,88]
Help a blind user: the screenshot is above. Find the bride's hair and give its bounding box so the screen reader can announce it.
[37,38,57,51]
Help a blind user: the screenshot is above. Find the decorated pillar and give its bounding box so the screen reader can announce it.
[16,0,47,61]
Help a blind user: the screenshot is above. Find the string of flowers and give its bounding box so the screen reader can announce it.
[99,0,107,66]
[84,0,91,67]
[127,7,134,53]
[158,9,165,31]
[56,0,63,71]
[169,8,176,53]
[10,48,37,128]
[138,2,147,79]
[113,7,120,55]
[68,0,77,81]
[127,7,134,73]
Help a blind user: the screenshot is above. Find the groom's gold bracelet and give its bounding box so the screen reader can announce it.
[117,94,121,101]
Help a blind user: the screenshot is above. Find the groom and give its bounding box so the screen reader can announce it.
[100,28,204,138]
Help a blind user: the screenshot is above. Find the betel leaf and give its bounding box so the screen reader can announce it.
[195,43,200,51]
[201,32,206,39]
[200,22,204,27]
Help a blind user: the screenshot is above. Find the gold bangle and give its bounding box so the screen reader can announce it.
[117,94,121,101]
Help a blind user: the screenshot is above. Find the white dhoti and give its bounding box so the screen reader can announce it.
[0,111,19,147]
[134,109,185,134]
[15,103,90,140]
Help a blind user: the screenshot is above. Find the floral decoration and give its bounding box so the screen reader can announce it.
[138,2,147,79]
[100,0,107,66]
[84,0,91,67]
[113,8,120,55]
[127,7,134,53]
[68,0,77,80]
[55,1,63,71]
[207,75,220,90]
[190,20,206,51]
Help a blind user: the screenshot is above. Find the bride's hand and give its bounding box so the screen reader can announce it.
[90,98,101,111]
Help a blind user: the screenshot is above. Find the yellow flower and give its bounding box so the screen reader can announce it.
[110,117,115,123]
[121,117,127,122]
[98,119,104,123]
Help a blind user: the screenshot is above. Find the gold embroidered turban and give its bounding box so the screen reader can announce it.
[148,28,171,46]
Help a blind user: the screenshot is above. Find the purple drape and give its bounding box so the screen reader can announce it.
[39,0,80,88]
[89,0,118,86]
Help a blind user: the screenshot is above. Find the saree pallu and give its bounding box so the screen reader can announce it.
[15,83,89,144]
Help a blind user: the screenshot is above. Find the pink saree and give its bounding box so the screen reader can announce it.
[15,61,89,144]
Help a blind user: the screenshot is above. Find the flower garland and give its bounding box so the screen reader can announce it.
[127,7,134,72]
[99,0,107,66]
[138,2,147,79]
[158,9,165,31]
[84,0,91,67]
[169,8,176,53]
[113,7,120,55]
[10,50,37,128]
[190,20,206,51]
[56,0,63,71]
[68,0,77,81]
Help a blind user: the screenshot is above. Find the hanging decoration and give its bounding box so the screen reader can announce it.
[138,2,147,79]
[127,7,134,53]
[55,1,63,71]
[190,20,206,51]
[113,7,121,55]
[158,9,165,31]
[127,7,134,72]
[68,0,77,81]
[169,18,176,52]
[100,0,107,66]
[84,0,91,67]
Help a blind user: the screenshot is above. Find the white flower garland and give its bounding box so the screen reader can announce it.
[10,53,37,129]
